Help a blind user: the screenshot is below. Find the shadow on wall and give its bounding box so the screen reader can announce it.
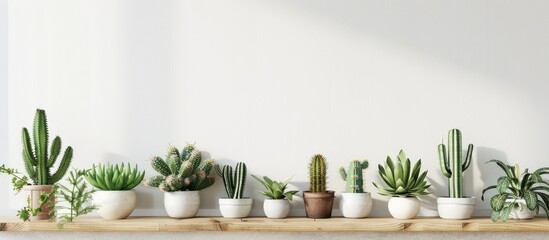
[281,1,549,92]
[475,147,507,204]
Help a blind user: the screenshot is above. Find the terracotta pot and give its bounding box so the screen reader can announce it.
[22,185,54,220]
[303,191,335,218]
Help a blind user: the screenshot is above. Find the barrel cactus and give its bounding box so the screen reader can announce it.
[144,144,215,192]
[438,129,474,198]
[309,154,327,193]
[339,160,369,193]
[215,162,247,199]
[22,109,73,185]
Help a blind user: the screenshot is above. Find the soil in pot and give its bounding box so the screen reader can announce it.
[23,185,54,220]
[303,191,335,218]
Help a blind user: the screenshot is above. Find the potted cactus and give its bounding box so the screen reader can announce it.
[215,162,252,218]
[144,144,216,218]
[85,163,145,219]
[437,129,476,219]
[252,175,298,219]
[373,150,430,219]
[338,159,372,218]
[21,109,73,220]
[303,154,335,218]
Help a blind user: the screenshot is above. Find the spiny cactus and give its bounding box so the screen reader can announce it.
[85,163,145,191]
[22,109,73,185]
[309,154,327,193]
[438,129,474,198]
[215,162,247,199]
[339,160,369,193]
[144,144,215,192]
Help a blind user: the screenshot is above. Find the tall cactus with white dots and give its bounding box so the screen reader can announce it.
[438,129,474,198]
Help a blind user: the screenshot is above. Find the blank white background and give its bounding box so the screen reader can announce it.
[3,0,549,226]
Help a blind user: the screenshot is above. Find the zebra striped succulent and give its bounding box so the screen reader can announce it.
[215,162,247,199]
[438,129,474,198]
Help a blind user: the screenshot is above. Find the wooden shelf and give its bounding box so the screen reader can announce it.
[1,217,549,232]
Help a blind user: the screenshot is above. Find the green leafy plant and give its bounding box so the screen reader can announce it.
[438,128,474,198]
[251,175,298,201]
[215,162,247,199]
[373,150,430,197]
[0,164,29,192]
[85,163,145,190]
[144,144,215,192]
[16,190,55,221]
[309,154,327,193]
[53,169,98,229]
[338,160,369,193]
[481,160,549,222]
[22,109,73,185]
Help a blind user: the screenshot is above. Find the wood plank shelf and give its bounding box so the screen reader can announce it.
[1,217,549,232]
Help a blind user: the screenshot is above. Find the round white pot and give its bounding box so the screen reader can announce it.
[94,190,136,219]
[437,197,476,220]
[263,199,291,219]
[339,192,373,218]
[219,198,253,218]
[388,196,420,219]
[508,199,536,220]
[164,191,200,218]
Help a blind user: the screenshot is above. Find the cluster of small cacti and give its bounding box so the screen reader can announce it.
[438,129,474,198]
[339,160,369,193]
[309,154,327,193]
[215,162,247,199]
[85,163,145,191]
[22,109,73,185]
[144,144,215,192]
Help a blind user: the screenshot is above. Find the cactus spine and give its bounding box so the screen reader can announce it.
[438,129,474,198]
[309,154,327,193]
[22,109,73,185]
[144,143,215,192]
[215,162,247,199]
[339,160,369,193]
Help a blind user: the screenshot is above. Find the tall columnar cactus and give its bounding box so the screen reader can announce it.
[438,129,474,198]
[309,154,327,193]
[215,162,247,199]
[144,144,215,192]
[22,109,73,185]
[339,160,369,193]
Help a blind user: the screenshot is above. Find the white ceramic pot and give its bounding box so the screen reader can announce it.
[95,190,137,219]
[164,191,200,218]
[219,198,253,218]
[388,196,420,219]
[263,199,291,219]
[508,199,536,220]
[437,197,476,220]
[339,192,373,218]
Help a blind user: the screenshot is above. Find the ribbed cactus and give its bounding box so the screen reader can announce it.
[438,129,474,198]
[339,160,369,193]
[22,109,73,185]
[214,162,247,199]
[144,144,215,192]
[309,154,327,193]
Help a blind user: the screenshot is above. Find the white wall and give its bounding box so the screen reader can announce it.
[0,0,9,217]
[4,0,549,233]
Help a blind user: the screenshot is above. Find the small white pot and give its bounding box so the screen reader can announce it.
[508,199,536,220]
[219,198,253,218]
[437,197,476,220]
[388,196,420,219]
[164,191,200,218]
[94,190,136,219]
[339,192,373,218]
[263,199,291,219]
